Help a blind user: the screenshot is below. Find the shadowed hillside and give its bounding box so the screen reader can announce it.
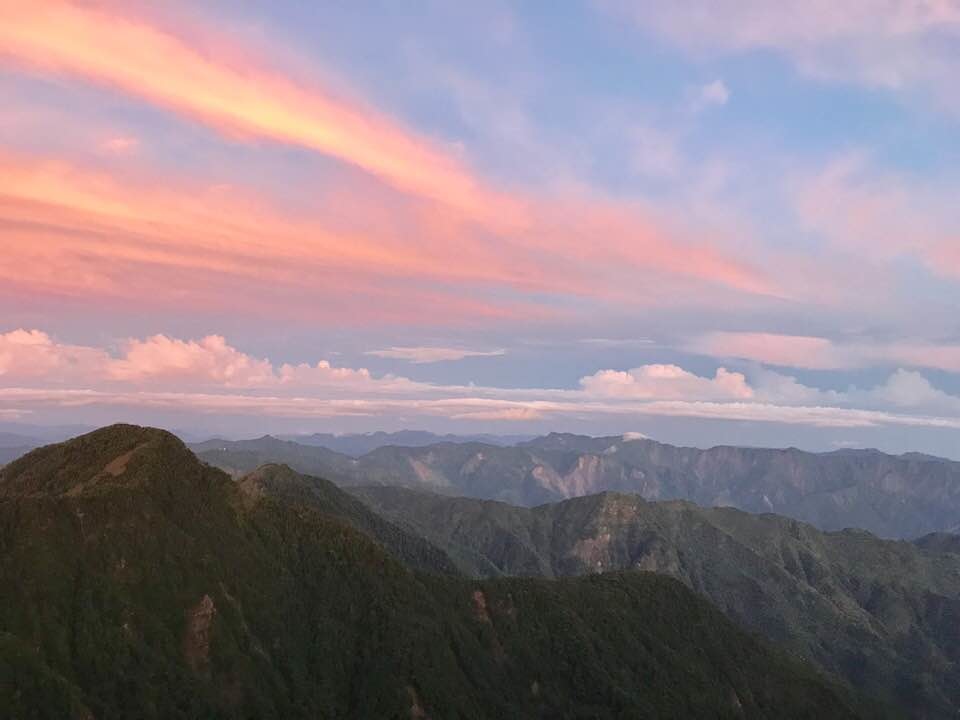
[354,484,960,718]
[0,425,869,719]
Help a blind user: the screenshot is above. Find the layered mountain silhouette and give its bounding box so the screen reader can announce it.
[275,430,533,456]
[355,485,960,717]
[192,431,960,538]
[0,425,868,719]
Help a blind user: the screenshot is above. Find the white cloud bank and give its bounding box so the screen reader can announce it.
[4,328,960,430]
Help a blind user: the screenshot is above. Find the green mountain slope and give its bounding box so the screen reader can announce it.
[354,484,960,717]
[0,425,868,719]
[238,463,460,576]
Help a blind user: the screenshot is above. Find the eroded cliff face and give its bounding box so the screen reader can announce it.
[183,594,216,674]
[343,435,960,537]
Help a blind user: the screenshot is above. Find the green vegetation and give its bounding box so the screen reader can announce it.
[355,485,960,717]
[0,425,869,718]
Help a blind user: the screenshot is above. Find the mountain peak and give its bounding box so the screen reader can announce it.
[0,424,195,498]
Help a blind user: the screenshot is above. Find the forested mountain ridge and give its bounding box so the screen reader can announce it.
[0,425,868,719]
[355,484,960,717]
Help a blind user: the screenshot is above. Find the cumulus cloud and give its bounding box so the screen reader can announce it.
[852,368,960,414]
[364,346,506,363]
[0,328,405,392]
[109,335,275,386]
[580,364,754,401]
[0,329,109,383]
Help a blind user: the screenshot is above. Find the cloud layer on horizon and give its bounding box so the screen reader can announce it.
[5,329,960,434]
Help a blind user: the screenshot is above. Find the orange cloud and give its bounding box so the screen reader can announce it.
[0,152,544,323]
[0,145,775,327]
[0,1,775,306]
[0,1,501,221]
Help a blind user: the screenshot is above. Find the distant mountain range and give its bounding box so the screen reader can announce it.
[275,430,535,456]
[354,484,960,716]
[0,425,868,718]
[192,431,960,538]
[0,425,96,467]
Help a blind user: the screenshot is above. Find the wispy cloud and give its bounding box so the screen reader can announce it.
[793,152,960,279]
[689,79,730,112]
[365,346,506,363]
[0,2,778,319]
[0,1,497,217]
[99,135,139,155]
[688,331,960,372]
[606,0,960,116]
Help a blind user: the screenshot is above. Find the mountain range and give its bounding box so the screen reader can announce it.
[0,425,870,719]
[275,430,534,456]
[354,484,960,717]
[191,432,960,538]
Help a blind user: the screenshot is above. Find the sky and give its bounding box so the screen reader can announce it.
[4,1,960,454]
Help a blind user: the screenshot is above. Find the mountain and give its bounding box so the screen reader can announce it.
[276,430,534,456]
[0,432,40,448]
[0,446,33,467]
[237,463,460,576]
[0,425,868,719]
[189,435,357,482]
[0,423,92,444]
[353,484,960,718]
[197,432,960,538]
[0,432,40,467]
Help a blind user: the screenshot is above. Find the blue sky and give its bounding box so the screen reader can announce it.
[4,1,960,455]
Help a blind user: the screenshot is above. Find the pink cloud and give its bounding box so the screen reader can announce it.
[0,1,780,327]
[687,330,960,372]
[579,364,754,400]
[109,335,275,386]
[0,329,109,382]
[0,328,409,392]
[100,135,139,154]
[687,332,841,369]
[794,153,960,282]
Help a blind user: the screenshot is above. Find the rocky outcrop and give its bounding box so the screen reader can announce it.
[183,594,216,673]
